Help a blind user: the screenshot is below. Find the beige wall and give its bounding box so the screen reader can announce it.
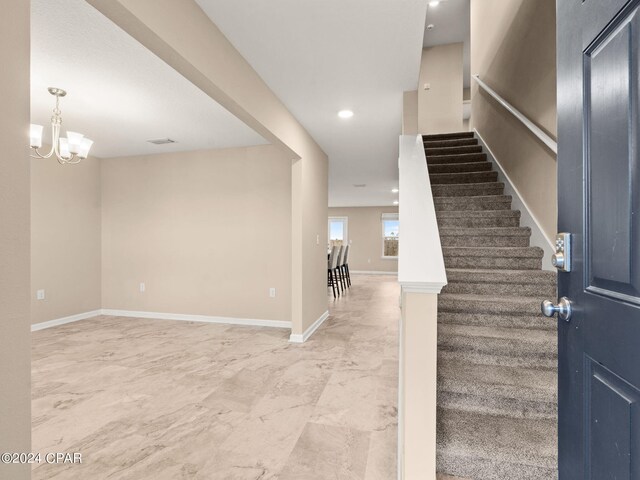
[101,145,292,322]
[31,154,102,324]
[470,0,557,241]
[403,90,419,135]
[0,0,31,477]
[328,207,398,273]
[418,43,464,134]
[88,0,329,336]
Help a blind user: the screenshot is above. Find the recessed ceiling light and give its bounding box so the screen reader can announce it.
[429,1,440,6]
[426,24,435,30]
[338,110,354,119]
[393,200,399,206]
[391,188,399,193]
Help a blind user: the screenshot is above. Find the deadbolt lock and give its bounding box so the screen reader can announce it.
[552,233,571,272]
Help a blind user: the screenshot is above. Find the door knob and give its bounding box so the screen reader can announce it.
[541,297,572,321]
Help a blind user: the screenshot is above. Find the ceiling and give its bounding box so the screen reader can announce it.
[423,0,471,88]
[31,0,267,159]
[196,0,427,207]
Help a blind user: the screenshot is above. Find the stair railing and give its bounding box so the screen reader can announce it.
[472,74,557,154]
[397,134,447,480]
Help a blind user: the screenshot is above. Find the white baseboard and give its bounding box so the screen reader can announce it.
[102,309,291,329]
[31,310,102,332]
[473,129,555,271]
[289,310,329,343]
[350,270,398,276]
[32,309,291,332]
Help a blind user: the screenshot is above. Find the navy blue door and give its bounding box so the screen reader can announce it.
[558,0,640,478]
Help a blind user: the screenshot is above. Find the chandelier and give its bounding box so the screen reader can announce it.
[30,87,94,165]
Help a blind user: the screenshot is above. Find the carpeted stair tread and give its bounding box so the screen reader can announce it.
[437,409,557,479]
[438,215,520,228]
[439,227,531,247]
[438,311,556,331]
[427,153,488,165]
[434,195,512,211]
[428,161,492,174]
[438,293,547,317]
[442,246,543,258]
[430,171,499,185]
[438,349,556,370]
[424,138,479,148]
[438,323,556,360]
[438,226,530,237]
[426,145,484,156]
[431,182,505,197]
[443,268,557,296]
[442,247,544,271]
[438,390,556,421]
[441,236,529,248]
[438,361,557,419]
[436,209,519,219]
[438,361,557,405]
[423,132,475,141]
[445,268,556,284]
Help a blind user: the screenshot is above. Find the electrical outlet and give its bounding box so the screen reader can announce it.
[36,289,45,300]
[139,282,146,293]
[269,288,276,298]
[316,235,320,245]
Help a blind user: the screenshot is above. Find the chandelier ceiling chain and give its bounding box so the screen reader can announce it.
[30,88,93,165]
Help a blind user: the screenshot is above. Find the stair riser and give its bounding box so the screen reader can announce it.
[436,203,512,212]
[438,350,557,370]
[431,172,499,185]
[432,184,505,197]
[438,301,544,317]
[429,162,492,174]
[427,153,488,165]
[441,236,530,247]
[442,282,556,297]
[424,138,478,148]
[423,132,475,141]
[446,270,556,284]
[438,312,555,330]
[426,146,483,156]
[444,257,542,270]
[438,391,556,420]
[436,454,557,480]
[435,200,512,211]
[438,217,520,228]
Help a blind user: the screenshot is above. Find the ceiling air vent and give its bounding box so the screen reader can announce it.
[353,184,367,188]
[147,138,177,145]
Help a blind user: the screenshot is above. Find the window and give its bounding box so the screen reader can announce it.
[382,213,399,258]
[328,217,348,249]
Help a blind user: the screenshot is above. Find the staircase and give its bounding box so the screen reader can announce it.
[425,132,558,480]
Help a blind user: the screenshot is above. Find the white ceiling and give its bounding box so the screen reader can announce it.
[196,0,427,207]
[423,0,471,88]
[31,0,267,159]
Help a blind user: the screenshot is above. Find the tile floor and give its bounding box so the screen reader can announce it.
[32,275,400,479]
